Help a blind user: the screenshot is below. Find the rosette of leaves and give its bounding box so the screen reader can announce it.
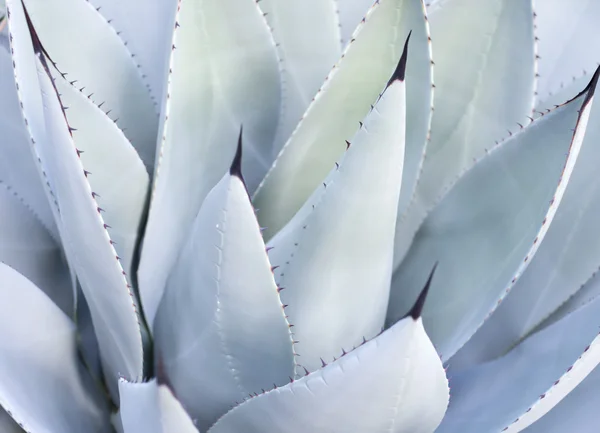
[1,0,600,432]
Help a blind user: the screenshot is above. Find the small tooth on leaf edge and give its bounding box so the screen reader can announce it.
[230,126,244,179]
[386,30,411,89]
[404,262,437,320]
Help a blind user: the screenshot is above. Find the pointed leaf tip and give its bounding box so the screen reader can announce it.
[581,65,600,107]
[405,262,437,320]
[386,31,411,88]
[230,126,244,179]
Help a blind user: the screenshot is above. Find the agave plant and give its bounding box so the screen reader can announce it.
[1,0,600,431]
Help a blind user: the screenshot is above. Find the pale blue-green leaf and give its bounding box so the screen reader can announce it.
[154,170,294,431]
[337,0,375,45]
[535,72,590,114]
[22,0,158,169]
[394,0,536,268]
[77,287,103,382]
[139,0,281,327]
[388,85,594,361]
[438,272,600,433]
[266,78,405,372]
[119,379,200,433]
[88,0,178,103]
[534,0,600,106]
[52,76,149,284]
[7,0,144,399]
[0,183,72,315]
[0,40,57,238]
[451,93,600,370]
[253,0,425,241]
[523,361,600,432]
[259,0,342,155]
[208,315,448,433]
[0,263,110,433]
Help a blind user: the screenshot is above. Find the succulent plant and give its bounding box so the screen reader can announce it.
[1,0,600,432]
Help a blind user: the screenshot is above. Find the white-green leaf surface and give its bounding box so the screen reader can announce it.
[7,0,144,399]
[337,0,375,45]
[438,272,600,433]
[0,40,57,238]
[0,408,23,433]
[139,0,281,327]
[451,92,600,369]
[254,0,426,240]
[208,314,448,433]
[394,0,536,268]
[119,380,200,433]
[22,0,158,169]
[0,183,72,315]
[534,0,600,106]
[52,76,150,284]
[388,80,595,361]
[154,166,294,431]
[259,0,341,155]
[266,77,405,372]
[89,0,178,103]
[0,263,110,433]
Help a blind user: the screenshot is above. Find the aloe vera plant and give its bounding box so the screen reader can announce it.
[1,0,600,431]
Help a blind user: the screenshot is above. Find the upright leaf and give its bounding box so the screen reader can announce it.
[394,0,536,268]
[253,0,429,240]
[266,63,406,372]
[22,0,158,169]
[0,263,110,433]
[7,0,144,399]
[139,0,281,326]
[388,71,598,360]
[154,140,294,431]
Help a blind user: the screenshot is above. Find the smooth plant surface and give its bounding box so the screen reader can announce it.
[0,0,600,432]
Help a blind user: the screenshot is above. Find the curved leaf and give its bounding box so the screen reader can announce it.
[388,73,597,360]
[253,0,428,240]
[22,0,158,169]
[394,0,536,268]
[208,303,448,433]
[0,263,110,433]
[438,272,600,433]
[451,91,600,369]
[139,0,281,327]
[154,151,294,431]
[266,73,405,372]
[337,0,377,45]
[7,0,144,400]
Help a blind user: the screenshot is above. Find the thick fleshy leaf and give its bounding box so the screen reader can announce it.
[119,380,200,433]
[52,76,150,283]
[208,311,449,433]
[534,0,600,106]
[154,159,295,431]
[0,409,23,433]
[7,0,144,399]
[266,75,406,372]
[0,263,110,433]
[534,72,590,115]
[89,0,178,103]
[259,0,341,155]
[0,38,57,238]
[22,0,158,170]
[451,92,600,369]
[254,0,428,240]
[139,0,281,327]
[523,362,600,433]
[0,183,72,315]
[394,0,536,268]
[438,272,600,433]
[337,0,377,45]
[388,74,597,361]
